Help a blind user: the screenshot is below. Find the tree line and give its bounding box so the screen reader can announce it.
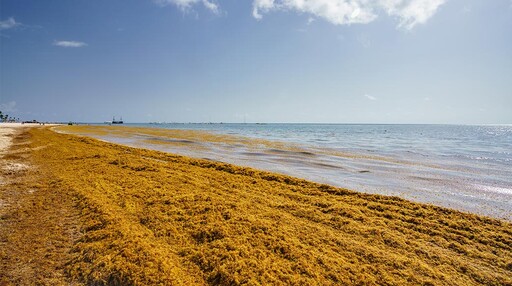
[0,110,19,122]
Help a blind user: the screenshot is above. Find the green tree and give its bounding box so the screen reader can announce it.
[0,112,8,122]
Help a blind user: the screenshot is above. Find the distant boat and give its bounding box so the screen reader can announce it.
[112,116,124,124]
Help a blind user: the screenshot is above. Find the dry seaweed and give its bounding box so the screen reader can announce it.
[2,127,511,285]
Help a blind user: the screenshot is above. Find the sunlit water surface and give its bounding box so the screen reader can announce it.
[87,123,512,220]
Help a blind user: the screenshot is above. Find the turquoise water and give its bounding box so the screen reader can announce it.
[97,123,512,220]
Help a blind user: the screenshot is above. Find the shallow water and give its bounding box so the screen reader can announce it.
[83,123,512,220]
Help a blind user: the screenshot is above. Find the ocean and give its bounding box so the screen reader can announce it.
[92,123,512,220]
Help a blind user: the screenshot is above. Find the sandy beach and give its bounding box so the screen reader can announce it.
[0,123,20,154]
[1,123,71,285]
[3,0,511,284]
[0,123,31,186]
[1,125,510,285]
[0,122,60,159]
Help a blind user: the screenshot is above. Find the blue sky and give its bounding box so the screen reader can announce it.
[1,0,511,123]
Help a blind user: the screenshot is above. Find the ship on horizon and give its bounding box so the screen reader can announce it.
[112,116,123,124]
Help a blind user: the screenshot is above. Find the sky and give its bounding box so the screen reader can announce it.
[0,0,511,124]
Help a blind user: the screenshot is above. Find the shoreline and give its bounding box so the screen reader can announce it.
[56,124,512,221]
[1,126,511,284]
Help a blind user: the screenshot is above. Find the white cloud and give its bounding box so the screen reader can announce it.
[154,0,219,14]
[363,94,377,100]
[53,40,87,48]
[252,0,274,19]
[0,101,17,113]
[380,0,446,29]
[153,0,446,29]
[202,0,220,13]
[253,0,377,24]
[253,0,447,29]
[0,17,20,30]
